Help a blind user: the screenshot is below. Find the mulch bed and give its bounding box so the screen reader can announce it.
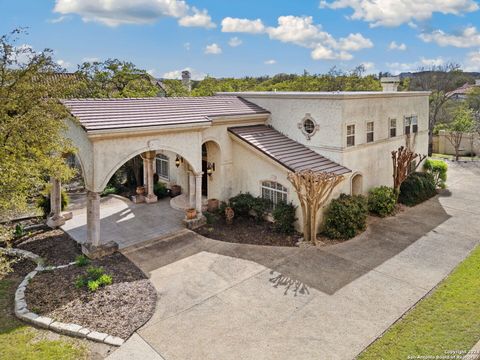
[26,252,156,339]
[17,229,82,266]
[195,216,301,247]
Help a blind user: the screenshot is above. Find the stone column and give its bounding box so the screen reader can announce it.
[46,178,65,228]
[189,171,196,208]
[145,151,158,204]
[195,173,203,214]
[143,157,148,187]
[82,190,118,259]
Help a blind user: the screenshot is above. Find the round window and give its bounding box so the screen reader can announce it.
[303,119,315,134]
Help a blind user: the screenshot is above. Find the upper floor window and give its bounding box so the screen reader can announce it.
[298,114,319,140]
[303,119,315,134]
[346,124,355,147]
[366,122,374,143]
[261,181,287,211]
[404,115,418,135]
[156,154,169,180]
[390,119,397,138]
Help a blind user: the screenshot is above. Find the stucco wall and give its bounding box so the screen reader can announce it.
[434,131,480,156]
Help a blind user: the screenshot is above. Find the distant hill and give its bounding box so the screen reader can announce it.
[399,71,480,80]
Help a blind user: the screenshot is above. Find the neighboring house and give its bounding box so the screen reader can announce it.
[447,80,480,100]
[57,84,429,249]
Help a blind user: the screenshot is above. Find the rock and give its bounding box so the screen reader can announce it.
[87,331,109,342]
[104,335,125,346]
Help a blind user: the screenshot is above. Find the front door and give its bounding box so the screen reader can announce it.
[202,160,208,196]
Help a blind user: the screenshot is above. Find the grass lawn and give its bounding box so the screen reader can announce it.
[358,245,480,359]
[0,276,87,360]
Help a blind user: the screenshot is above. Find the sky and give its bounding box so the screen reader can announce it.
[1,0,480,79]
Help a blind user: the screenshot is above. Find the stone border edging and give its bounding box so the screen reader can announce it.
[0,247,125,347]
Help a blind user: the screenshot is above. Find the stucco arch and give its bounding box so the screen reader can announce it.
[351,172,363,195]
[98,144,200,193]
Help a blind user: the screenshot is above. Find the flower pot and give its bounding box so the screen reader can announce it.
[186,208,197,220]
[171,185,182,197]
[207,199,219,212]
[136,186,145,195]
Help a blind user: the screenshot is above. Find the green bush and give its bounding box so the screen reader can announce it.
[154,182,169,199]
[75,266,113,292]
[423,158,448,189]
[75,255,90,267]
[101,185,119,197]
[398,172,437,206]
[323,194,368,240]
[37,190,69,217]
[228,193,269,222]
[368,186,397,217]
[272,201,297,234]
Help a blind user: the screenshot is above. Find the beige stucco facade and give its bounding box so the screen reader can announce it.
[62,91,430,248]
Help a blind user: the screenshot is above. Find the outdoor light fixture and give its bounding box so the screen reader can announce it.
[206,162,215,177]
[175,156,183,168]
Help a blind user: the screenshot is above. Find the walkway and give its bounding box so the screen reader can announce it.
[62,194,184,249]
[108,161,480,360]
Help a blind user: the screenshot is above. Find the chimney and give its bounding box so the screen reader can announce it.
[380,76,400,92]
[182,70,191,92]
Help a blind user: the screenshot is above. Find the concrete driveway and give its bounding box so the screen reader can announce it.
[108,162,480,360]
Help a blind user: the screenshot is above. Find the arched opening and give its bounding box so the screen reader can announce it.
[351,173,363,196]
[201,140,222,200]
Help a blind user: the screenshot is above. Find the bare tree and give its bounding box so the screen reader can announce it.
[288,170,344,244]
[445,106,476,160]
[392,146,426,196]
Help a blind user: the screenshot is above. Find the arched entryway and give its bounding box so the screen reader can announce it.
[351,173,363,195]
[201,140,222,200]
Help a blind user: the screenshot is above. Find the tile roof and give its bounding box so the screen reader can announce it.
[228,125,351,175]
[62,96,269,132]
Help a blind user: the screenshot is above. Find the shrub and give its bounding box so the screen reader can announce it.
[272,202,297,234]
[423,158,448,189]
[154,182,169,199]
[101,185,119,197]
[75,254,90,267]
[368,186,397,217]
[75,266,113,292]
[37,190,69,217]
[323,194,368,240]
[398,172,437,206]
[229,193,255,217]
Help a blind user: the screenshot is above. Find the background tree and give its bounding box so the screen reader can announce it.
[0,28,75,220]
[444,105,476,160]
[288,170,344,244]
[466,87,480,133]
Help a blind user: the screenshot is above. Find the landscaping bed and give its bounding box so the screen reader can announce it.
[195,216,301,247]
[26,252,156,339]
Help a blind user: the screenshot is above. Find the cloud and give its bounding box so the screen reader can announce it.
[222,15,372,60]
[387,57,445,73]
[388,41,407,51]
[228,37,243,47]
[320,0,479,27]
[82,57,100,63]
[184,42,191,50]
[47,15,71,23]
[420,26,480,48]
[361,61,376,73]
[204,43,222,55]
[178,7,215,28]
[56,59,72,68]
[264,59,276,65]
[464,50,480,71]
[221,17,266,33]
[162,67,206,80]
[53,0,214,28]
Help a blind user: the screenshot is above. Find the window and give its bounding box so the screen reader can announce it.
[404,115,418,135]
[346,125,355,147]
[156,154,169,180]
[261,181,287,211]
[390,119,397,138]
[303,118,315,134]
[366,122,374,143]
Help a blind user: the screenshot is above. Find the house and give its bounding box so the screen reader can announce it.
[50,84,429,257]
[447,80,480,100]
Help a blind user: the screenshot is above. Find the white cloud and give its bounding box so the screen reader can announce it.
[320,0,479,27]
[56,59,72,68]
[464,50,480,71]
[387,57,445,73]
[54,0,214,28]
[388,41,407,51]
[420,26,480,48]
[178,7,215,28]
[47,15,71,23]
[264,59,276,65]
[184,42,191,50]
[228,37,243,47]
[221,17,266,33]
[162,67,206,80]
[82,57,100,63]
[204,43,222,55]
[361,61,376,73]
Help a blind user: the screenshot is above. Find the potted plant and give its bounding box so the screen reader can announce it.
[207,198,219,212]
[136,186,145,195]
[186,208,197,220]
[171,184,182,197]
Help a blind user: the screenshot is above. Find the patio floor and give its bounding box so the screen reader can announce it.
[62,194,185,249]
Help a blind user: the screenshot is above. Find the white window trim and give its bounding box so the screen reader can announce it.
[404,114,418,135]
[156,154,170,181]
[366,121,374,143]
[346,124,356,147]
[297,113,319,140]
[389,118,397,138]
[261,180,288,211]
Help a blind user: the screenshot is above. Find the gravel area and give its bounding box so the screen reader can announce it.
[26,252,157,339]
[17,229,82,266]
